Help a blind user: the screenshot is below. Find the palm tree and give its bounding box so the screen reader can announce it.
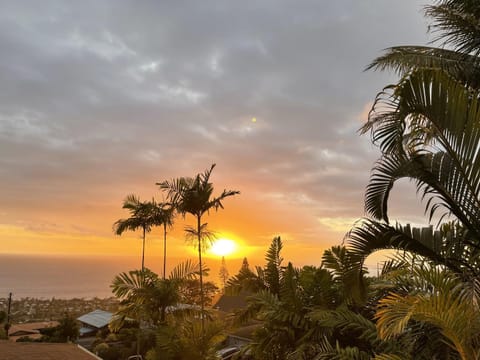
[228,238,395,359]
[113,195,159,272]
[344,2,480,357]
[348,0,480,279]
[366,0,480,90]
[110,260,199,329]
[158,164,239,332]
[373,255,480,359]
[150,319,226,360]
[152,201,175,279]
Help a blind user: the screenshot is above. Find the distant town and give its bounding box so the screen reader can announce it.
[0,297,119,323]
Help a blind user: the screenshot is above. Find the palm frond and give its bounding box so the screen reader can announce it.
[362,69,480,235]
[225,265,265,295]
[321,246,367,306]
[367,46,480,89]
[425,1,480,57]
[347,219,464,274]
[113,194,159,235]
[169,260,199,281]
[184,223,217,250]
[376,291,478,360]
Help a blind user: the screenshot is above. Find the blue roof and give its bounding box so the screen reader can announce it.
[77,309,113,329]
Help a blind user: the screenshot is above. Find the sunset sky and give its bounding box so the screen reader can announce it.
[1,1,432,271]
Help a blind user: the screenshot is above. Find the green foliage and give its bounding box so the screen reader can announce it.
[228,238,395,359]
[350,0,480,279]
[53,313,79,342]
[0,311,6,340]
[178,279,218,306]
[149,319,225,360]
[22,313,80,343]
[347,2,480,357]
[373,259,480,360]
[95,343,122,360]
[322,246,367,307]
[110,261,200,329]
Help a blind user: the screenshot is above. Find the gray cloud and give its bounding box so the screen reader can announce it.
[0,0,430,245]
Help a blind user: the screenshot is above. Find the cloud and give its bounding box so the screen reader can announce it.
[0,0,431,256]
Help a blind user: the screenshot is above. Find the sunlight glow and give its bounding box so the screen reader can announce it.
[210,238,237,256]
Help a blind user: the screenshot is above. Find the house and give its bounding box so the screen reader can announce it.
[8,321,59,342]
[0,340,101,360]
[213,294,260,359]
[225,323,260,348]
[213,293,249,314]
[77,309,113,337]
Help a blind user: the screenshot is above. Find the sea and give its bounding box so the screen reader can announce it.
[0,254,242,300]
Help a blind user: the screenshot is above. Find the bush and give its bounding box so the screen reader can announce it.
[93,342,109,356]
[93,342,123,360]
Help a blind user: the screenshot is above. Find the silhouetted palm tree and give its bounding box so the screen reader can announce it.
[110,260,200,329]
[227,239,388,359]
[349,0,480,279]
[152,201,175,279]
[158,164,239,332]
[113,194,158,272]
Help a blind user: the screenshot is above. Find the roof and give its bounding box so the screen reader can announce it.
[230,323,262,340]
[165,303,199,312]
[0,341,101,360]
[9,321,59,342]
[77,310,112,329]
[213,294,249,314]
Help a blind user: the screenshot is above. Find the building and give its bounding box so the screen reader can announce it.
[77,310,113,337]
[8,321,59,342]
[213,293,249,315]
[0,341,101,360]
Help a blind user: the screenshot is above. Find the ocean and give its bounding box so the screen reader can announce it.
[0,254,242,299]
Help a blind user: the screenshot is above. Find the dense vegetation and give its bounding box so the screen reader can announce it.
[105,1,480,359]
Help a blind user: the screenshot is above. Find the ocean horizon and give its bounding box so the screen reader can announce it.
[0,254,243,299]
[0,252,380,300]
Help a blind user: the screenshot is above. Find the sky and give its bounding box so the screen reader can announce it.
[0,1,432,271]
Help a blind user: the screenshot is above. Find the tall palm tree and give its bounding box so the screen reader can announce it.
[348,0,480,278]
[158,164,239,333]
[113,194,159,272]
[152,201,175,279]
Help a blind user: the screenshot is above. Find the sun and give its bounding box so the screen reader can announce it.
[210,238,237,256]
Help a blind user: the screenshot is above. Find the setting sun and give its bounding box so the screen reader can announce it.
[210,238,237,256]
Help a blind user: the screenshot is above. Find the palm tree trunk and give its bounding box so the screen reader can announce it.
[163,222,167,280]
[197,214,205,334]
[142,226,146,272]
[160,306,166,324]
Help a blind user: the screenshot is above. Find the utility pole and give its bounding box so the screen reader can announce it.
[5,292,12,338]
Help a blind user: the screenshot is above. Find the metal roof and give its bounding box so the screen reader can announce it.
[77,309,113,329]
